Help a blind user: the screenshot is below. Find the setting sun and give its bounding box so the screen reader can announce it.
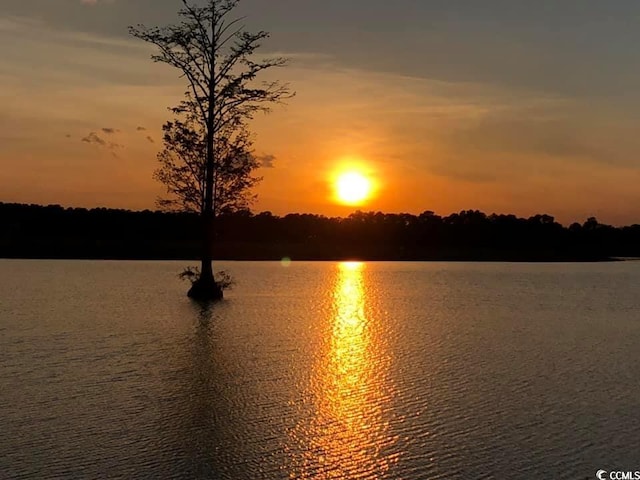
[335,171,373,205]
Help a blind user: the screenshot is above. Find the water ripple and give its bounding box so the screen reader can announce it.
[1,260,640,479]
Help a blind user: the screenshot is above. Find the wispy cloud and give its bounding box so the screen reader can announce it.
[0,16,167,88]
[256,154,276,168]
[81,131,106,146]
[81,131,123,156]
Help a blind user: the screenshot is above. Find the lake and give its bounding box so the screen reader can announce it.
[1,260,639,479]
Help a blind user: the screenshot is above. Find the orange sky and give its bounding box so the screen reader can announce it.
[3,4,640,225]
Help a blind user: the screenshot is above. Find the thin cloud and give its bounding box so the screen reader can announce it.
[81,131,123,153]
[81,131,106,146]
[256,154,276,168]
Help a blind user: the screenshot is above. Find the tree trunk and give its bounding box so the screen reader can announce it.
[187,10,222,302]
[200,213,214,281]
[187,210,222,301]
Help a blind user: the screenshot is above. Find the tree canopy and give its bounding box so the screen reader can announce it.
[4,202,639,262]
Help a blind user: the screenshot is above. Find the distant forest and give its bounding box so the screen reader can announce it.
[2,202,640,261]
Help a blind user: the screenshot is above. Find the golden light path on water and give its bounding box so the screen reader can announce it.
[291,262,397,479]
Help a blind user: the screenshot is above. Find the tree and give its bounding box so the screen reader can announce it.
[153,103,260,215]
[130,0,292,301]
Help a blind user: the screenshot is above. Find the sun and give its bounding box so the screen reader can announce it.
[335,171,373,205]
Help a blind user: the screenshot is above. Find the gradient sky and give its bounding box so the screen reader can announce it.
[3,0,640,224]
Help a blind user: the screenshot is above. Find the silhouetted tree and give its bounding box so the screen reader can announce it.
[130,0,292,301]
[154,108,260,215]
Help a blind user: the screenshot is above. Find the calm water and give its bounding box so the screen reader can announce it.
[1,260,639,479]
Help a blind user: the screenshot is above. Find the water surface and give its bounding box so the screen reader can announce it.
[1,260,639,479]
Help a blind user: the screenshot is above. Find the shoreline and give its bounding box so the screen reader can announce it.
[0,256,625,263]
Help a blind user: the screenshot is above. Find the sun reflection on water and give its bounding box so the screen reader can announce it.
[290,262,396,479]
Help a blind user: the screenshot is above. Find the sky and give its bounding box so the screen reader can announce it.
[3,0,640,224]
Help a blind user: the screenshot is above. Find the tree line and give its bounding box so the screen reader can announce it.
[2,202,639,261]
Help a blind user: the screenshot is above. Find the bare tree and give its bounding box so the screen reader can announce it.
[130,0,292,300]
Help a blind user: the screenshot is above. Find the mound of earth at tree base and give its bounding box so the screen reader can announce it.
[187,277,223,302]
